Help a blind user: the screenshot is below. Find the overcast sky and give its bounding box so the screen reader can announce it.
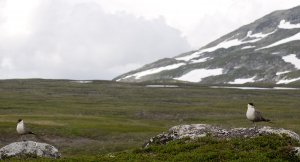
[0,0,299,80]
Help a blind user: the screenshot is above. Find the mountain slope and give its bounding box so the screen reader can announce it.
[114,6,300,84]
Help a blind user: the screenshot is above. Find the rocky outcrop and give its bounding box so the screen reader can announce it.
[295,147,300,157]
[0,141,60,160]
[144,124,300,148]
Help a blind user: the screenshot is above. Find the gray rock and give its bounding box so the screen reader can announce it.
[294,147,300,157]
[0,141,60,160]
[144,124,300,147]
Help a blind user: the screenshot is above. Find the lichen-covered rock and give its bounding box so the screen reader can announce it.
[295,147,300,157]
[0,141,60,160]
[144,124,300,148]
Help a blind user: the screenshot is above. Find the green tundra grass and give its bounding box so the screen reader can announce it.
[0,79,299,161]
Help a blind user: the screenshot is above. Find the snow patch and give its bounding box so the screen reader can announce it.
[176,30,276,62]
[241,46,256,49]
[211,86,300,90]
[278,20,300,29]
[200,37,261,53]
[276,71,291,75]
[247,30,276,38]
[146,85,179,88]
[209,39,253,50]
[228,76,256,84]
[71,80,92,84]
[190,57,210,63]
[258,32,300,50]
[175,51,202,61]
[272,52,281,55]
[174,68,223,82]
[274,87,300,90]
[119,63,186,80]
[282,54,300,69]
[277,77,300,84]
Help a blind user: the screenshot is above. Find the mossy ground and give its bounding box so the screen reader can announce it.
[98,135,300,162]
[0,79,299,161]
[6,135,300,162]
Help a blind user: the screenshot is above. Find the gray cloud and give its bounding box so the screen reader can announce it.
[1,0,299,80]
[0,1,191,79]
[187,0,300,48]
[0,0,5,22]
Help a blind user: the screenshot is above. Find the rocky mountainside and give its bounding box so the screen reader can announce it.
[114,6,300,84]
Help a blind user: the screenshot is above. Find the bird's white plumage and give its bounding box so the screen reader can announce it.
[246,104,256,121]
[16,120,27,135]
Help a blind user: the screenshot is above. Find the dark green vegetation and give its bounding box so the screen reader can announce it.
[0,79,300,161]
[97,135,300,162]
[6,135,300,162]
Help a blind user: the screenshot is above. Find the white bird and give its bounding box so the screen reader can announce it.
[16,119,48,143]
[246,103,270,127]
[16,119,35,135]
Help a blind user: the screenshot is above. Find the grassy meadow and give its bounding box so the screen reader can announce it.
[0,79,299,160]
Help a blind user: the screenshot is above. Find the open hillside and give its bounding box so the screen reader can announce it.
[0,79,299,161]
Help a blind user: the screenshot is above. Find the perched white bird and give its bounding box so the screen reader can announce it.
[16,119,35,135]
[16,119,48,143]
[246,103,270,126]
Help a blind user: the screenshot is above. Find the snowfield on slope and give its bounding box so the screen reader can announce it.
[190,57,210,63]
[71,80,93,84]
[241,45,256,49]
[258,32,300,50]
[211,86,300,90]
[282,54,300,69]
[278,20,300,29]
[174,68,223,82]
[277,54,300,84]
[247,30,276,38]
[276,71,291,75]
[277,77,300,84]
[118,63,186,80]
[176,30,276,61]
[228,76,256,84]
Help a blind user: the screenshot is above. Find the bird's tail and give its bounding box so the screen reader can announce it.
[263,118,274,123]
[28,131,35,135]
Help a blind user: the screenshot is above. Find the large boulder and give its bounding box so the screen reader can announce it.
[295,147,300,157]
[144,124,300,148]
[0,141,60,160]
